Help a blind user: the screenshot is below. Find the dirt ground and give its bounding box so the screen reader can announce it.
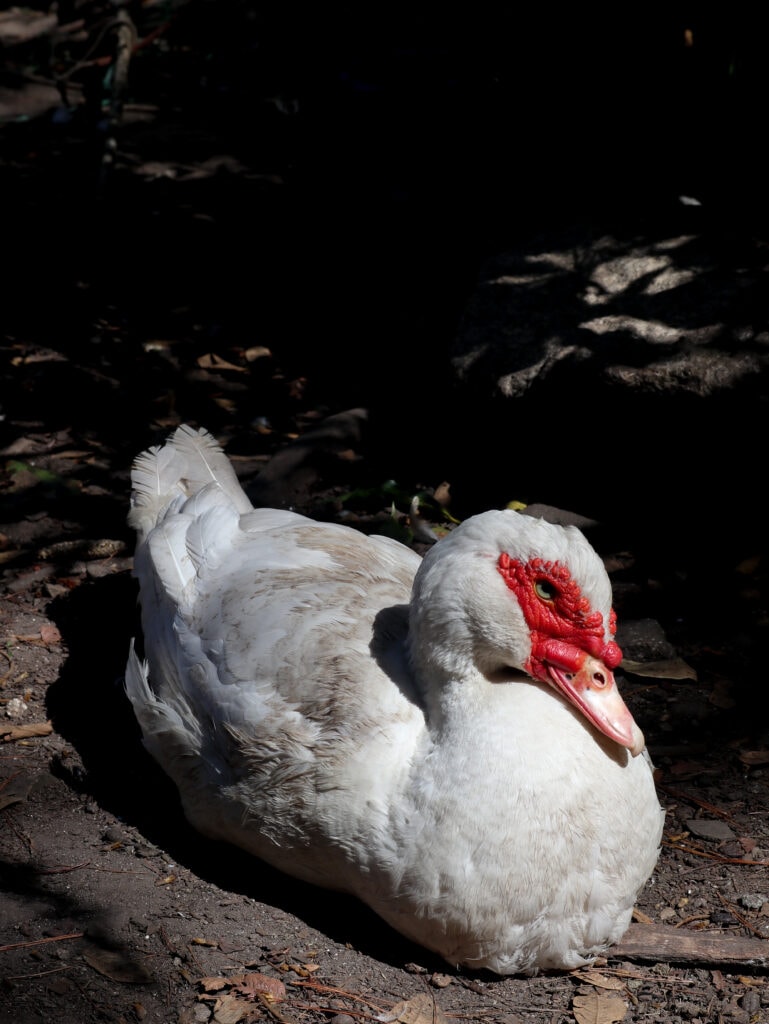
[2,402,769,1024]
[3,7,769,1023]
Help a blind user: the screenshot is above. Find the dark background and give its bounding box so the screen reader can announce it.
[2,5,766,604]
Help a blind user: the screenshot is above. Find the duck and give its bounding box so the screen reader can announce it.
[125,424,664,976]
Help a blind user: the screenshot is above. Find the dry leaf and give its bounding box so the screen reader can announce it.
[83,946,153,984]
[573,992,627,1024]
[244,346,272,362]
[380,993,449,1024]
[39,623,62,645]
[1,720,53,742]
[199,977,230,993]
[233,972,286,1002]
[433,482,451,507]
[621,657,697,681]
[573,969,626,991]
[429,973,453,988]
[212,993,249,1024]
[197,352,247,373]
[709,679,736,709]
[631,907,653,924]
[191,937,218,947]
[737,749,769,767]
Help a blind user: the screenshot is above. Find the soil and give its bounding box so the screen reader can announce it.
[2,423,769,1024]
[2,381,769,1024]
[2,7,769,1024]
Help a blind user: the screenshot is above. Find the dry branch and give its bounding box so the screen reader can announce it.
[611,923,769,969]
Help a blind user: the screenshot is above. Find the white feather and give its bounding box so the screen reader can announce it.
[126,425,664,976]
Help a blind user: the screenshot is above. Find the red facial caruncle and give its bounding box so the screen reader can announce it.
[497,553,621,675]
[496,552,644,756]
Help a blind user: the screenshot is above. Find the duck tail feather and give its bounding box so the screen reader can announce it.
[128,425,251,540]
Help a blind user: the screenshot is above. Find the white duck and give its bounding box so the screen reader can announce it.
[125,424,663,976]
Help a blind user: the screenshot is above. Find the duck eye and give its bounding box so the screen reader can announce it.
[534,579,557,602]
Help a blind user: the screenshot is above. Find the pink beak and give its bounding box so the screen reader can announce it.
[540,641,645,756]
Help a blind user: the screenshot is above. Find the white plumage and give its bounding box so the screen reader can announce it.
[125,424,663,975]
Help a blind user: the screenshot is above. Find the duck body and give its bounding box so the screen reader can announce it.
[126,425,663,975]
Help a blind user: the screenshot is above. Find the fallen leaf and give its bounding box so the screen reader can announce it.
[620,657,697,681]
[738,749,769,767]
[39,623,62,645]
[244,346,272,362]
[198,977,230,993]
[197,352,247,373]
[233,972,286,1002]
[429,973,453,988]
[212,993,249,1023]
[191,937,218,947]
[631,907,653,924]
[379,993,449,1024]
[708,684,733,708]
[83,946,154,984]
[573,969,626,991]
[432,482,451,507]
[572,992,628,1024]
[285,961,320,977]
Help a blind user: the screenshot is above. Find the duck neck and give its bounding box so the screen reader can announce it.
[407,618,489,731]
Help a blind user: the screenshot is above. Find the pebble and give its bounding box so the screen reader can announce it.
[738,893,766,910]
[4,697,28,718]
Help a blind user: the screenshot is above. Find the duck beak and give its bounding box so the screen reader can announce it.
[544,649,646,757]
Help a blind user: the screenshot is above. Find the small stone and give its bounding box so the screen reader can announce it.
[710,910,738,926]
[5,697,28,718]
[685,819,736,841]
[738,893,766,911]
[741,990,761,1015]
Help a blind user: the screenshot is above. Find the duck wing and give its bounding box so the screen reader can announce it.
[126,427,424,881]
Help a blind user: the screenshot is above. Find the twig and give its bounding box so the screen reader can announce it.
[658,784,739,825]
[717,892,769,941]
[289,980,387,1013]
[37,859,92,875]
[290,1007,381,1021]
[0,932,83,953]
[3,965,73,981]
[674,914,712,928]
[663,838,769,867]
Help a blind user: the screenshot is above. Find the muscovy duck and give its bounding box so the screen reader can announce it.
[125,424,663,975]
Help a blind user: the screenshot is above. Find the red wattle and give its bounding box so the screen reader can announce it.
[540,640,587,673]
[600,641,622,670]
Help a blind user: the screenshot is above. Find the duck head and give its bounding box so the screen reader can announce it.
[409,509,645,756]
